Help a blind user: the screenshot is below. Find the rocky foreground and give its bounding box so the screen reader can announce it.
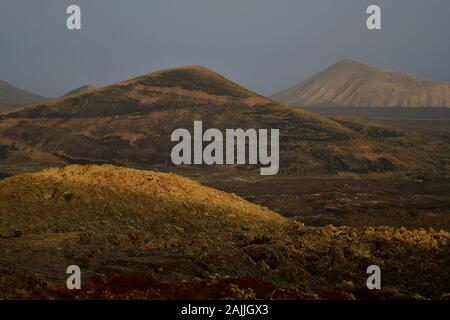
[0,165,449,299]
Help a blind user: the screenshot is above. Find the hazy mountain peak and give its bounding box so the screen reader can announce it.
[272,60,450,108]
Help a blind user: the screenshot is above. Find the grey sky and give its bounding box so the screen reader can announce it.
[1,0,449,98]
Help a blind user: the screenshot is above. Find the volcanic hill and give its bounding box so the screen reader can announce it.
[0,65,447,177]
[271,59,450,108]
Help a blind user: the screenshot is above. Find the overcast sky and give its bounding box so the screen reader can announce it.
[1,0,449,98]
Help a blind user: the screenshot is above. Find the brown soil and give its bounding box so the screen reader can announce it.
[0,165,449,299]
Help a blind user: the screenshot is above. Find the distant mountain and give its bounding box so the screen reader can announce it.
[0,80,45,112]
[0,164,285,237]
[62,85,95,97]
[0,65,448,177]
[272,59,450,108]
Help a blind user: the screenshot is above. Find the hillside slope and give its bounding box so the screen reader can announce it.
[272,59,450,108]
[62,85,96,97]
[0,164,285,236]
[0,65,448,177]
[0,165,448,299]
[0,80,45,112]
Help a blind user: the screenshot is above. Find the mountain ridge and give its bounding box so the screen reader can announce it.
[271,59,450,108]
[1,164,449,299]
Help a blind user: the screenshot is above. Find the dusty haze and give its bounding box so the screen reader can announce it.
[1,0,450,97]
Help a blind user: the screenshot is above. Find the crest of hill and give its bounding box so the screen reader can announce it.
[0,164,286,236]
[272,59,450,108]
[8,66,266,118]
[0,80,45,112]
